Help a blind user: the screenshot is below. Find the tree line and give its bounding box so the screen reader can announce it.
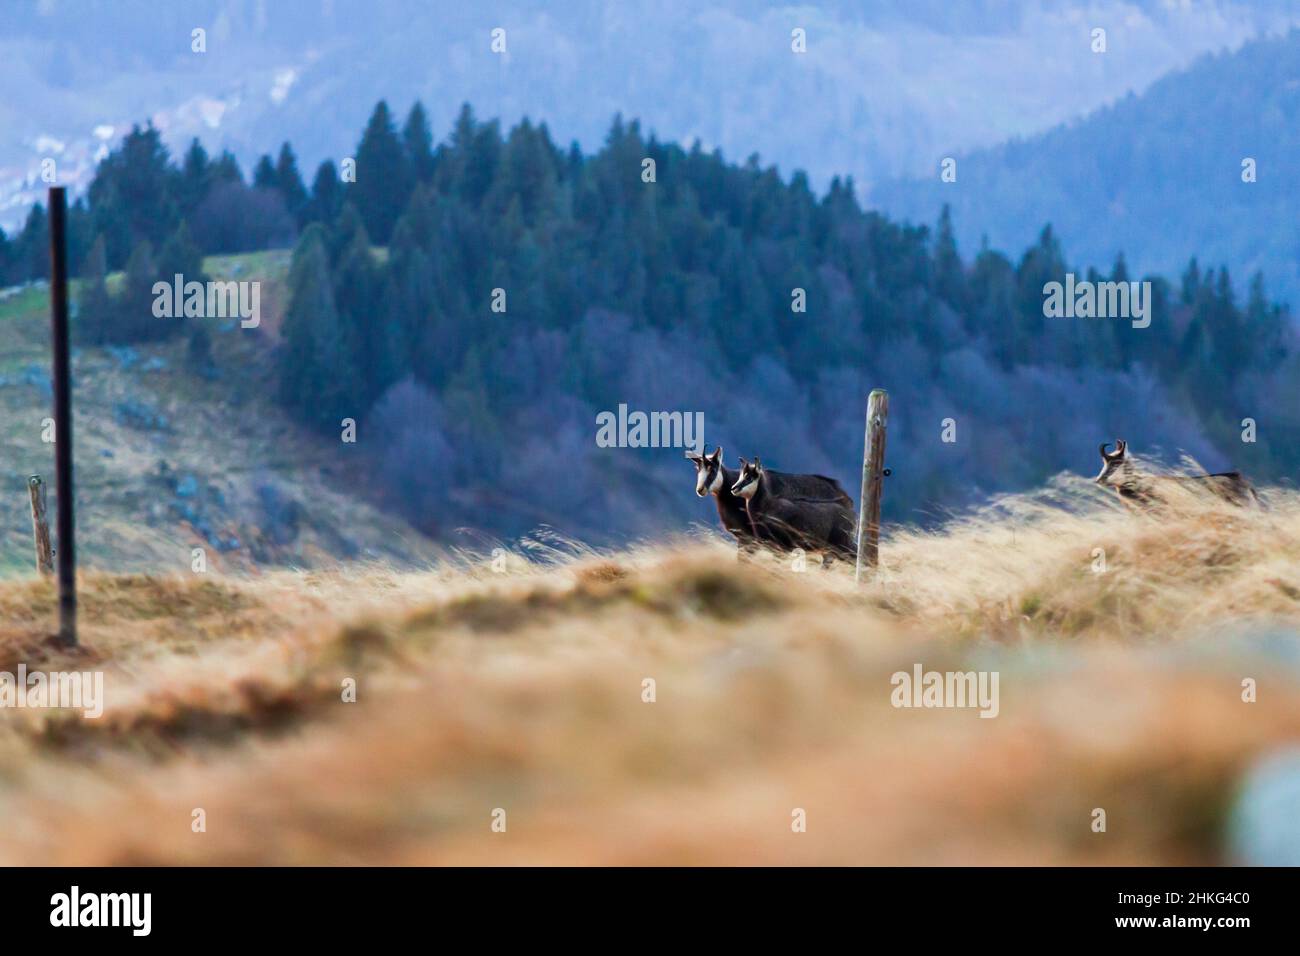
[4,99,1295,539]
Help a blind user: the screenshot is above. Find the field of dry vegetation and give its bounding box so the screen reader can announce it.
[2,474,1299,865]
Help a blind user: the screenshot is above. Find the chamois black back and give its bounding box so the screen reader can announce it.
[745,470,857,558]
[767,469,852,506]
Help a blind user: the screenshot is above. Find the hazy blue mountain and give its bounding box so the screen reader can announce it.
[4,0,1296,230]
[874,28,1300,306]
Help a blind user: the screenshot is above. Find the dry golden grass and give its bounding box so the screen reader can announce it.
[2,477,1299,865]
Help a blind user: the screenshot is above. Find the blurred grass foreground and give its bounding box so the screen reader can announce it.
[2,474,1299,865]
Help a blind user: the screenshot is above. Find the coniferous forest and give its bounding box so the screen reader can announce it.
[4,100,1297,541]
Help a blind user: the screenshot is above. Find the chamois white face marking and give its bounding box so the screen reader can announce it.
[694,460,710,496]
[707,463,724,494]
[696,449,725,496]
[732,464,759,499]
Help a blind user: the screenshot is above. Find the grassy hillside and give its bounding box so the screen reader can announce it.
[0,250,438,577]
[2,480,1298,865]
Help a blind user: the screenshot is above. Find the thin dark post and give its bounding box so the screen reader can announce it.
[855,388,889,583]
[48,186,77,646]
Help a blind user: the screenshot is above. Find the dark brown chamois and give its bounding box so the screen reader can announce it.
[687,446,755,552]
[686,446,852,554]
[730,456,858,566]
[1095,439,1259,507]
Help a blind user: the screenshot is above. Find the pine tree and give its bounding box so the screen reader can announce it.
[87,124,179,267]
[933,204,967,312]
[253,155,278,190]
[279,225,357,430]
[209,150,244,185]
[436,103,478,198]
[328,203,368,264]
[1204,267,1244,375]
[306,161,344,225]
[1105,253,1133,368]
[0,225,12,286]
[74,235,114,345]
[969,243,1019,368]
[491,119,558,226]
[391,184,438,252]
[715,228,777,367]
[14,204,50,280]
[1013,224,1065,364]
[387,189,439,360]
[178,138,211,220]
[402,101,437,183]
[350,100,412,243]
[117,239,163,342]
[275,143,310,225]
[461,117,502,207]
[67,198,93,277]
[1245,271,1286,370]
[156,220,205,287]
[1181,258,1201,306]
[333,224,396,404]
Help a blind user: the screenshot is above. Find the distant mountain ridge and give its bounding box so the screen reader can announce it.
[873,28,1300,306]
[3,0,1296,230]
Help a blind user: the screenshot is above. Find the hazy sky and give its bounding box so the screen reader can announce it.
[3,0,1296,230]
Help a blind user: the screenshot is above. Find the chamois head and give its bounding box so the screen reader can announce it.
[1095,439,1129,486]
[731,457,764,500]
[687,445,726,497]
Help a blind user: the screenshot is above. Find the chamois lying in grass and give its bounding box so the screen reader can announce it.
[1095,439,1260,508]
[686,446,851,557]
[731,457,858,566]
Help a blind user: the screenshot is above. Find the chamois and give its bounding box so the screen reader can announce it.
[731,457,858,566]
[687,446,756,553]
[686,446,851,554]
[1095,439,1260,507]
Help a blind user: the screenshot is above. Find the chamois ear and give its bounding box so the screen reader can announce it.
[684,444,705,463]
[710,445,723,463]
[738,456,748,468]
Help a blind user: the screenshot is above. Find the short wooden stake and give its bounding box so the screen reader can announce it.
[28,475,54,576]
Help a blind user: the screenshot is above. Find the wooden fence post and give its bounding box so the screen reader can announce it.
[855,389,889,583]
[28,476,54,576]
